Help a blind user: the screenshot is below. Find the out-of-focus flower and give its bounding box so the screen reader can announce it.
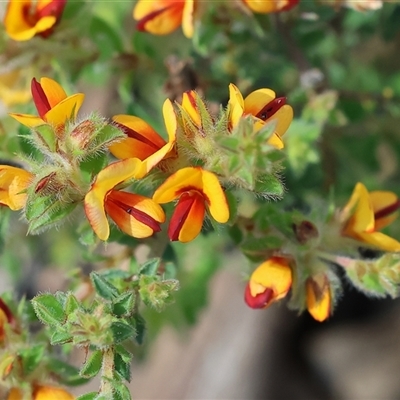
[134,0,194,38]
[244,257,292,309]
[242,0,299,13]
[0,70,32,107]
[153,167,229,242]
[4,0,67,41]
[326,0,382,11]
[84,158,165,241]
[306,274,330,322]
[341,182,400,252]
[228,84,293,149]
[0,166,33,210]
[8,385,74,400]
[9,77,84,130]
[109,99,177,173]
[0,298,14,342]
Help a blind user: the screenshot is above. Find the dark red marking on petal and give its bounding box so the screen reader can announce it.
[109,197,161,233]
[31,78,51,119]
[281,0,299,11]
[374,199,400,220]
[175,186,210,205]
[244,284,273,309]
[0,298,14,325]
[168,191,201,241]
[136,5,174,32]
[22,3,37,27]
[255,97,286,121]
[37,0,67,19]
[114,121,161,152]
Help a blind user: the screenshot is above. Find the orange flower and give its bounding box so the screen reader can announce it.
[109,99,176,174]
[306,274,331,322]
[228,83,293,149]
[153,167,229,242]
[244,257,292,309]
[341,182,400,252]
[134,0,195,38]
[4,0,66,41]
[84,158,165,241]
[0,165,33,210]
[242,0,299,13]
[9,77,84,130]
[8,385,74,400]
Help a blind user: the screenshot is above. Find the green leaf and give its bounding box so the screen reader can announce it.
[31,294,66,327]
[112,292,135,317]
[19,344,45,375]
[33,124,56,152]
[132,313,146,345]
[76,393,98,400]
[111,321,136,343]
[90,272,120,300]
[254,174,284,198]
[114,353,131,382]
[80,350,103,379]
[48,358,89,386]
[51,330,73,345]
[140,258,161,276]
[113,380,132,400]
[64,293,80,315]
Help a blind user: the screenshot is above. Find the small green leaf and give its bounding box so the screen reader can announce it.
[132,314,146,345]
[80,350,103,379]
[90,272,120,300]
[33,124,56,152]
[114,352,131,382]
[112,292,135,317]
[115,345,133,364]
[76,393,98,400]
[113,380,132,400]
[19,344,45,375]
[48,358,89,386]
[64,293,80,315]
[111,321,136,343]
[51,330,73,345]
[140,258,161,276]
[31,294,66,326]
[254,174,284,198]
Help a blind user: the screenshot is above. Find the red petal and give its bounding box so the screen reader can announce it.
[31,78,51,118]
[255,97,286,121]
[244,283,273,309]
[37,0,67,19]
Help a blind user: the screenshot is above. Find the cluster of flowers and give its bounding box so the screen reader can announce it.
[0,76,292,243]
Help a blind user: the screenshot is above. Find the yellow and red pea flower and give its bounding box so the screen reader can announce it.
[245,257,292,309]
[0,165,33,211]
[8,385,74,400]
[134,0,195,38]
[228,84,293,149]
[306,273,331,322]
[9,77,84,131]
[153,167,229,242]
[109,99,177,173]
[84,158,165,241]
[242,0,299,13]
[4,0,67,41]
[340,182,400,252]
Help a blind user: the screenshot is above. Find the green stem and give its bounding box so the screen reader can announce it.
[100,347,115,398]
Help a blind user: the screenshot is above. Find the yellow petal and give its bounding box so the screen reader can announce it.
[182,91,202,128]
[243,0,287,13]
[142,141,175,174]
[270,104,293,139]
[267,133,284,149]
[201,169,229,223]
[153,167,203,203]
[109,137,157,160]
[243,88,276,116]
[134,0,184,35]
[306,274,331,322]
[40,77,67,107]
[249,257,292,300]
[182,0,194,38]
[162,98,177,142]
[357,231,400,253]
[342,182,374,234]
[8,113,44,128]
[0,166,33,210]
[34,385,74,400]
[84,159,143,241]
[228,83,245,128]
[369,190,398,214]
[44,93,84,126]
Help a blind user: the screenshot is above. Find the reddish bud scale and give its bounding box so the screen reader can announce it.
[70,120,96,150]
[35,172,56,194]
[108,197,161,233]
[244,284,273,309]
[374,199,400,220]
[255,97,286,121]
[31,78,51,119]
[0,298,14,326]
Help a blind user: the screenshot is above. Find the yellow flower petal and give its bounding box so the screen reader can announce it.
[162,98,177,142]
[153,167,203,203]
[369,190,398,214]
[249,257,292,301]
[357,231,400,253]
[306,274,331,322]
[182,0,194,38]
[271,103,294,139]
[243,0,289,13]
[182,91,201,128]
[44,93,85,126]
[8,113,44,128]
[201,169,229,223]
[0,166,33,210]
[40,77,67,107]
[243,88,276,116]
[228,83,245,128]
